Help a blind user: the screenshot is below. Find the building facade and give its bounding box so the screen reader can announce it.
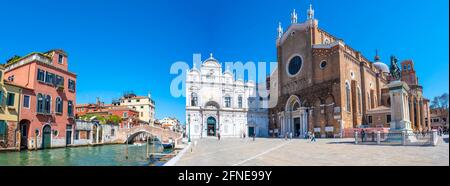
[430,108,448,131]
[268,5,430,138]
[0,65,22,150]
[185,54,268,138]
[114,94,156,126]
[3,49,77,149]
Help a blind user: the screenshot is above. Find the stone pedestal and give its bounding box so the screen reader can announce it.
[387,81,416,143]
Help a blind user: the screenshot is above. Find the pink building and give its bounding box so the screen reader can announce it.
[4,49,77,149]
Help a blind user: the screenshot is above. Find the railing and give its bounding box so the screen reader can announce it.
[355,130,438,146]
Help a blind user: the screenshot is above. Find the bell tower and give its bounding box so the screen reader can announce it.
[400,60,418,85]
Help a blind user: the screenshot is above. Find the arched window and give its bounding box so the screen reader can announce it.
[357,87,362,114]
[68,100,73,117]
[37,93,44,113]
[191,93,198,106]
[55,97,63,114]
[44,95,51,114]
[224,96,231,108]
[238,95,243,108]
[345,83,351,112]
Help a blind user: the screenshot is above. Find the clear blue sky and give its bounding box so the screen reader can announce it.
[1,0,448,123]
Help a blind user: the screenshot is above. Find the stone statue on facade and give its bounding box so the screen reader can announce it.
[390,55,401,81]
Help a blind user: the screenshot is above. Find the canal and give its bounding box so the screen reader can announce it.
[0,143,174,166]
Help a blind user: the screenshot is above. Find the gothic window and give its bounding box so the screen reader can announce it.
[225,96,231,108]
[287,56,303,76]
[37,93,44,113]
[191,93,198,106]
[37,69,45,82]
[44,95,51,114]
[55,97,63,113]
[345,82,351,112]
[238,95,243,108]
[58,54,64,64]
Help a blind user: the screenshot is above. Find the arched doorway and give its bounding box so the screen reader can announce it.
[207,117,216,136]
[19,120,30,149]
[42,125,51,149]
[284,95,308,137]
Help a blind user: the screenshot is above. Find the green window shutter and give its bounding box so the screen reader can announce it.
[0,91,3,105]
[0,120,7,137]
[7,93,15,106]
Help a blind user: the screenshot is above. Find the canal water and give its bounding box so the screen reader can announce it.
[0,143,174,166]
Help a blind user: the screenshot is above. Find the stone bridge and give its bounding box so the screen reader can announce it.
[117,125,183,145]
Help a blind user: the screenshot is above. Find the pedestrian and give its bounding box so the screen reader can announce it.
[361,129,366,142]
[253,131,256,141]
[218,132,221,141]
[285,132,288,141]
[310,132,316,142]
[289,132,293,140]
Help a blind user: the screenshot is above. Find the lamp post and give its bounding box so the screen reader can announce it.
[188,114,191,143]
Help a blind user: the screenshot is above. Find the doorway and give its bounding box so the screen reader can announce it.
[19,120,30,149]
[294,118,301,137]
[66,125,72,146]
[42,125,51,149]
[248,127,255,137]
[207,117,216,136]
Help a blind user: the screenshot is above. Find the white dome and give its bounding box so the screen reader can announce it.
[373,62,389,73]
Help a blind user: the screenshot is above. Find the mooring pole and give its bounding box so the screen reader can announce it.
[34,129,38,151]
[125,133,129,159]
[146,135,149,159]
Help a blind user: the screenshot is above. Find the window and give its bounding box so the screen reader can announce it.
[86,131,91,140]
[140,106,144,109]
[225,96,231,108]
[191,93,198,106]
[141,112,143,117]
[44,95,51,113]
[320,61,327,69]
[287,56,303,76]
[386,115,391,124]
[23,95,30,108]
[136,99,140,102]
[6,93,15,106]
[123,112,128,118]
[238,95,243,108]
[357,88,362,114]
[345,83,351,112]
[37,69,45,82]
[58,54,64,64]
[0,120,7,141]
[0,70,2,81]
[67,101,73,116]
[45,71,55,85]
[368,116,373,124]
[55,75,64,87]
[111,129,115,136]
[75,130,79,140]
[68,79,76,91]
[0,91,3,105]
[55,97,63,113]
[37,93,44,113]
[407,64,411,70]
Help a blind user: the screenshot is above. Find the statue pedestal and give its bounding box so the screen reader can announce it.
[387,81,416,143]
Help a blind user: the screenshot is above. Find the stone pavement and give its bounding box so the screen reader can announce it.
[174,137,449,166]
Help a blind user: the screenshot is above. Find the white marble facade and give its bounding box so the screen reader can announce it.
[185,54,268,138]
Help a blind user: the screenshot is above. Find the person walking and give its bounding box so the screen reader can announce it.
[310,132,316,142]
[285,132,288,141]
[217,132,221,141]
[361,129,366,143]
[253,131,256,141]
[289,132,293,140]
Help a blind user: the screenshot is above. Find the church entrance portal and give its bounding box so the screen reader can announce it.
[207,117,216,136]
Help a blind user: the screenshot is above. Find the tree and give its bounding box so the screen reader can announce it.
[439,93,449,109]
[430,93,449,109]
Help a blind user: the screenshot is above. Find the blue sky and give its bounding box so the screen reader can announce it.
[0,0,448,123]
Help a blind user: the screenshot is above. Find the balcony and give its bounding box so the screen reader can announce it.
[5,53,51,71]
[56,84,64,91]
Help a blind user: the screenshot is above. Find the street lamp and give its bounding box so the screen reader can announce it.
[188,114,191,143]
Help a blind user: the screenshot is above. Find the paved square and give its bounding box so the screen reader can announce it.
[175,137,449,166]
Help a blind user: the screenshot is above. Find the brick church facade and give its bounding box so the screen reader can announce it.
[268,5,430,138]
